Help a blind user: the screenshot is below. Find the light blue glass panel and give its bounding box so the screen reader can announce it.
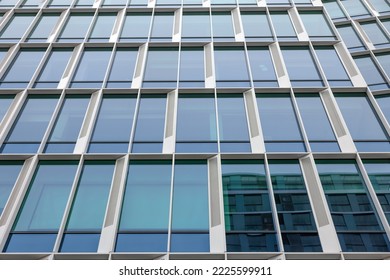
[281,47,323,87]
[129,0,149,5]
[27,14,59,42]
[382,19,390,33]
[341,0,371,18]
[143,48,178,88]
[369,0,390,14]
[360,21,390,48]
[300,11,335,40]
[106,48,138,88]
[315,47,351,87]
[172,160,209,231]
[0,49,7,63]
[0,14,36,41]
[88,13,116,42]
[13,162,78,231]
[323,1,348,20]
[181,12,211,40]
[270,12,297,40]
[267,0,291,4]
[120,13,151,41]
[70,48,112,88]
[247,47,278,87]
[335,95,389,151]
[214,47,251,87]
[132,96,166,153]
[57,14,93,42]
[376,95,390,124]
[179,48,204,87]
[176,95,217,152]
[337,25,366,52]
[45,96,89,153]
[376,53,390,78]
[0,49,46,88]
[65,162,114,231]
[102,0,127,6]
[89,96,136,153]
[75,0,95,6]
[354,55,390,91]
[241,12,273,41]
[212,12,235,41]
[257,94,305,152]
[0,95,13,122]
[0,162,23,215]
[0,0,19,7]
[34,48,73,88]
[211,0,236,5]
[150,13,174,41]
[119,161,172,230]
[1,96,58,154]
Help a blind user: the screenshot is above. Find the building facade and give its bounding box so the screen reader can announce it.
[0,0,389,260]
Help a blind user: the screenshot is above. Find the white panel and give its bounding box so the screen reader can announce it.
[232,9,245,42]
[110,9,126,43]
[269,43,291,87]
[205,43,216,88]
[288,8,309,41]
[47,10,69,43]
[244,89,265,153]
[148,0,155,8]
[58,44,83,89]
[172,8,182,42]
[353,22,375,50]
[257,0,266,7]
[163,90,177,154]
[131,44,148,89]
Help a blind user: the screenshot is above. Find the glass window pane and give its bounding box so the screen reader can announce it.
[88,95,136,153]
[214,47,251,87]
[0,0,19,7]
[102,0,127,6]
[57,13,93,42]
[4,161,78,252]
[314,47,351,87]
[48,0,71,7]
[0,162,23,215]
[70,48,112,88]
[354,55,390,91]
[323,1,348,20]
[34,48,73,88]
[241,12,273,41]
[176,95,217,153]
[179,47,204,87]
[376,53,390,78]
[376,95,390,124]
[88,13,116,42]
[171,160,209,252]
[116,161,171,252]
[120,13,151,42]
[281,47,323,87]
[341,0,371,18]
[0,49,46,88]
[360,21,390,48]
[336,24,366,52]
[106,48,138,88]
[0,95,13,123]
[27,14,59,42]
[368,0,390,14]
[132,96,166,153]
[143,48,178,88]
[1,96,58,154]
[75,0,94,6]
[247,47,278,87]
[0,14,36,42]
[299,11,336,40]
[257,94,305,152]
[45,96,90,153]
[335,94,390,151]
[270,12,297,41]
[150,13,174,41]
[217,95,251,152]
[181,12,211,41]
[212,12,235,41]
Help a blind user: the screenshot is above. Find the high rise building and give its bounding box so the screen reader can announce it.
[0,0,389,261]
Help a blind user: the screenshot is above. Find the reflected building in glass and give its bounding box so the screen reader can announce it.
[0,0,390,260]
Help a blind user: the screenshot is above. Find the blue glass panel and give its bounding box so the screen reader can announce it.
[299,11,336,40]
[337,25,366,52]
[360,21,390,48]
[120,13,151,41]
[376,95,390,125]
[0,162,23,215]
[323,1,348,20]
[240,12,273,41]
[27,14,59,42]
[247,47,278,87]
[341,0,371,18]
[0,14,36,42]
[0,95,13,122]
[60,234,100,252]
[150,13,174,41]
[143,48,178,88]
[270,12,297,41]
[226,233,278,252]
[4,233,57,253]
[181,13,211,40]
[376,53,390,78]
[170,234,209,252]
[116,234,168,252]
[179,48,204,87]
[212,12,235,41]
[57,14,93,42]
[354,56,390,91]
[88,13,116,42]
[106,48,138,88]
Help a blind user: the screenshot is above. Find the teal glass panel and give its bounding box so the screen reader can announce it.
[57,13,93,42]
[150,13,174,41]
[270,12,297,41]
[281,47,323,87]
[179,47,204,87]
[176,95,217,153]
[314,47,351,87]
[335,94,390,151]
[354,55,390,91]
[0,162,23,215]
[376,53,390,78]
[217,95,251,152]
[299,11,336,40]
[120,13,151,42]
[172,160,209,231]
[45,96,90,153]
[13,161,78,231]
[323,1,348,20]
[0,49,46,88]
[256,94,305,152]
[0,95,13,122]
[341,0,371,18]
[132,96,166,153]
[89,95,136,153]
[241,12,273,41]
[247,47,278,87]
[143,48,178,88]
[360,21,390,48]
[212,12,235,41]
[27,14,59,42]
[214,47,251,87]
[0,14,36,42]
[106,48,138,88]
[316,160,390,252]
[119,161,172,231]
[88,13,116,42]
[65,161,114,231]
[1,96,58,154]
[70,48,112,88]
[363,160,390,223]
[34,48,73,88]
[295,94,339,152]
[222,160,278,252]
[181,12,211,40]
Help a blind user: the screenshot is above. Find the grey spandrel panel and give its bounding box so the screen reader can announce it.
[27,14,60,42]
[240,12,273,41]
[120,13,151,42]
[106,48,138,88]
[88,13,117,42]
[0,14,36,42]
[34,49,73,88]
[181,12,211,41]
[57,13,94,42]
